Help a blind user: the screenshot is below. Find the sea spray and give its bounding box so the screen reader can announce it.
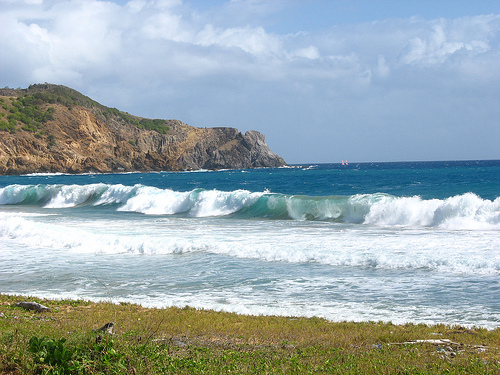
[1,209,498,275]
[1,184,499,229]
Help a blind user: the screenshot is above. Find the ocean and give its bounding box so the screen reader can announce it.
[1,160,499,328]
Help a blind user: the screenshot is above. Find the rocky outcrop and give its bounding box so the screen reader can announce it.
[0,85,286,174]
[177,128,284,170]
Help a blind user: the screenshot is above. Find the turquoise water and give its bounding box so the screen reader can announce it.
[1,160,499,327]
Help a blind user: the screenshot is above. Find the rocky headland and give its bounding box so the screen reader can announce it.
[0,84,286,174]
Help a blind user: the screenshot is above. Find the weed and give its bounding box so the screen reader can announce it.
[28,336,75,374]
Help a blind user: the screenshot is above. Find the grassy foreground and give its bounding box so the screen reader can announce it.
[0,294,499,374]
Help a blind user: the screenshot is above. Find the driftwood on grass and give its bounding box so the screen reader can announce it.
[388,338,499,350]
[15,301,50,312]
[389,339,460,346]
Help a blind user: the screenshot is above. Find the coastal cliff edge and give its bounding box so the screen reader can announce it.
[0,84,286,174]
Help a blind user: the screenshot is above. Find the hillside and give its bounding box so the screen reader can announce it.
[0,84,286,174]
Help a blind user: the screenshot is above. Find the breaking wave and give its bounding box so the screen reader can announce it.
[1,184,499,230]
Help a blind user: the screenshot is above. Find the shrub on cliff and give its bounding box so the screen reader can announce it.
[103,108,169,134]
[138,118,170,134]
[0,94,56,132]
[0,120,16,132]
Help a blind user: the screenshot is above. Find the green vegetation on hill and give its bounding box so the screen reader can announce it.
[0,294,499,374]
[103,107,170,134]
[0,95,55,133]
[0,84,170,135]
[27,83,101,109]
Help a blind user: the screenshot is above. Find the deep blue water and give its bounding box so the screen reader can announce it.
[1,160,498,199]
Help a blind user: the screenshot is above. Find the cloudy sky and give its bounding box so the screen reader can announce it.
[1,0,499,163]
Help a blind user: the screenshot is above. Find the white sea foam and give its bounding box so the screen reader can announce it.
[1,210,498,275]
[117,186,193,215]
[2,209,499,329]
[363,193,500,230]
[23,172,67,176]
[189,189,263,217]
[43,184,107,208]
[1,184,499,230]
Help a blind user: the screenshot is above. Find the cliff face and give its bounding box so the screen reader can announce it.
[0,85,286,174]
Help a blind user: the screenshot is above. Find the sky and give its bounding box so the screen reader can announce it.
[1,0,499,164]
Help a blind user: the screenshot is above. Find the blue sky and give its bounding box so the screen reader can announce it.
[183,0,500,31]
[1,0,499,163]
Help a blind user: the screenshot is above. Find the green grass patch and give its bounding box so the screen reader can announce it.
[1,294,499,374]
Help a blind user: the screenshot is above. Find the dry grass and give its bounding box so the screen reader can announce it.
[1,294,499,374]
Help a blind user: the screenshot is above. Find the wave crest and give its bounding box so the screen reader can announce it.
[1,184,499,229]
[364,193,500,229]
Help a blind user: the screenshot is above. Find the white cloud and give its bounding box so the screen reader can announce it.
[288,46,320,60]
[0,1,498,162]
[376,55,390,78]
[3,1,497,87]
[400,17,495,66]
[196,25,282,56]
[142,13,187,41]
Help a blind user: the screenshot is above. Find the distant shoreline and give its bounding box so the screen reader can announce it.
[1,159,499,178]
